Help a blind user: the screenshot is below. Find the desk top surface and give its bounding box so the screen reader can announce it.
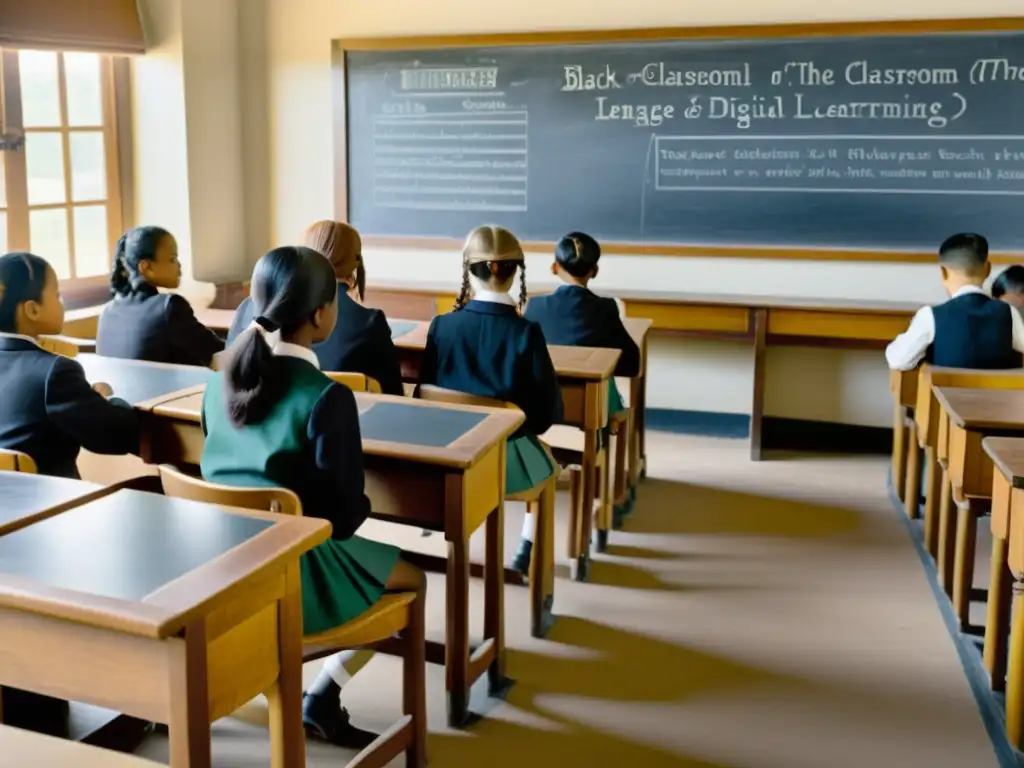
[0,472,104,536]
[77,354,211,408]
[154,390,524,469]
[983,437,1024,489]
[933,387,1024,431]
[0,488,329,637]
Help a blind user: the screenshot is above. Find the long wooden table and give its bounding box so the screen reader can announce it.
[0,486,329,768]
[141,388,526,728]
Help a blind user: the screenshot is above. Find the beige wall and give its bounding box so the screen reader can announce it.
[135,0,1024,426]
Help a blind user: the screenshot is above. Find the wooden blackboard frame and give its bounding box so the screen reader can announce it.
[332,16,1024,264]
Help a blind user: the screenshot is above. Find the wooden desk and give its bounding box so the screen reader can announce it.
[143,389,525,728]
[0,487,329,768]
[982,436,1024,748]
[0,473,104,536]
[76,356,211,408]
[0,723,161,767]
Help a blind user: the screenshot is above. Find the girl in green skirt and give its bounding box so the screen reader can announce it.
[420,225,564,574]
[201,245,425,749]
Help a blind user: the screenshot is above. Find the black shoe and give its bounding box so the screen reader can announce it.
[302,692,379,750]
[511,538,533,575]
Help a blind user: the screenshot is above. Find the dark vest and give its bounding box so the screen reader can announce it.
[927,293,1022,369]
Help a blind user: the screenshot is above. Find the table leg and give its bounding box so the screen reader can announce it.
[575,429,598,582]
[529,481,556,638]
[637,366,648,481]
[924,461,946,560]
[984,534,1012,691]
[937,474,957,595]
[952,499,980,631]
[267,561,306,768]
[892,403,908,504]
[1006,579,1024,749]
[445,537,471,728]
[613,413,630,526]
[483,502,507,694]
[922,448,941,549]
[595,439,612,553]
[167,622,212,768]
[904,433,922,519]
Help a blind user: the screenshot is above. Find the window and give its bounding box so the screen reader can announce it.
[1,48,130,291]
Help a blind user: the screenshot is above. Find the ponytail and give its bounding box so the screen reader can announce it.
[222,316,283,427]
[109,235,130,297]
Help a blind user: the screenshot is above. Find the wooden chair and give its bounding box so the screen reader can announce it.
[37,335,96,357]
[157,465,427,768]
[325,371,383,394]
[415,384,556,636]
[0,449,38,473]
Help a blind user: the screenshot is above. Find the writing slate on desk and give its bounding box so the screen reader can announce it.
[338,21,1024,252]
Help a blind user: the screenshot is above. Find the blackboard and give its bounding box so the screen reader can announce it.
[335,20,1024,256]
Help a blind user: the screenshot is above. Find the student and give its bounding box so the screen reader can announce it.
[886,233,1024,370]
[228,221,403,395]
[201,245,424,748]
[0,252,140,479]
[993,265,1024,309]
[524,232,640,419]
[96,226,224,366]
[420,225,563,573]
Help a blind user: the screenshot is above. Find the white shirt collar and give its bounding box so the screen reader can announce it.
[274,341,321,370]
[472,289,516,306]
[0,331,40,347]
[952,284,988,299]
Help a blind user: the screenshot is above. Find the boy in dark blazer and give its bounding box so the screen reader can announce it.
[228,221,404,395]
[886,233,1024,370]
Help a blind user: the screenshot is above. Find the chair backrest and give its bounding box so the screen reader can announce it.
[415,384,517,411]
[38,335,96,358]
[325,371,382,394]
[158,465,302,516]
[0,449,38,473]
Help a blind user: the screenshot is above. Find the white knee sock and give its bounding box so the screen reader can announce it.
[320,650,356,687]
[521,512,536,543]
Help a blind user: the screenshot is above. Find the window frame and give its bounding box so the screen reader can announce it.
[1,48,133,308]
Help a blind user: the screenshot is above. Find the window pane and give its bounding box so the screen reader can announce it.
[19,51,61,128]
[26,132,67,205]
[73,205,109,277]
[70,132,106,202]
[30,208,70,279]
[0,211,6,253]
[64,53,103,127]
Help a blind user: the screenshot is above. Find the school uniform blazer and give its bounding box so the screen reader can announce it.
[200,349,371,540]
[0,335,140,478]
[227,286,404,395]
[420,299,563,437]
[96,283,224,366]
[523,284,641,378]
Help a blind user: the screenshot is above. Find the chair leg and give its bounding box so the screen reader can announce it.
[529,482,556,638]
[937,472,956,596]
[403,590,428,768]
[903,432,922,519]
[892,404,907,504]
[567,468,581,560]
[985,534,1013,692]
[595,443,612,553]
[952,501,980,631]
[613,416,629,524]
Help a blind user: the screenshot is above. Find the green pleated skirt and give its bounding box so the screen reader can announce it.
[300,535,401,635]
[608,378,625,418]
[506,433,558,495]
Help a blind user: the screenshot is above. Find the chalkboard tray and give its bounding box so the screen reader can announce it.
[334,18,1024,261]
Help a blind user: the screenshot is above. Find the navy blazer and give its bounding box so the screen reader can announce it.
[524,285,640,378]
[420,300,562,437]
[97,283,224,366]
[0,336,140,478]
[228,286,404,395]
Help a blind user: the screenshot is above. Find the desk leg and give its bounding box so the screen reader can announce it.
[484,501,508,693]
[1006,579,1024,749]
[628,379,641,491]
[749,308,767,462]
[952,499,981,631]
[937,477,957,596]
[892,403,908,504]
[267,561,306,768]
[903,431,922,520]
[984,534,1012,691]
[574,430,598,582]
[923,448,941,548]
[168,622,212,768]
[595,439,612,553]
[445,537,471,728]
[529,481,556,638]
[637,366,648,481]
[924,461,946,561]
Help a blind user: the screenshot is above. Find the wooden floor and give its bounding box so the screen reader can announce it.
[130,432,997,767]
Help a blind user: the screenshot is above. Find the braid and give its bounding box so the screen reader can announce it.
[517,260,528,315]
[453,254,471,311]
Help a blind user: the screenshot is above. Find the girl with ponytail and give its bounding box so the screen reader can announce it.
[97,226,224,366]
[200,245,425,747]
[420,225,563,575]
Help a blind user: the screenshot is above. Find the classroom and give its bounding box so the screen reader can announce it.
[2,0,1024,766]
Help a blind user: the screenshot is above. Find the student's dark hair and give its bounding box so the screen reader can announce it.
[223,246,337,427]
[554,232,601,279]
[993,265,1024,299]
[354,258,366,302]
[0,252,52,333]
[938,232,989,275]
[110,225,173,296]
